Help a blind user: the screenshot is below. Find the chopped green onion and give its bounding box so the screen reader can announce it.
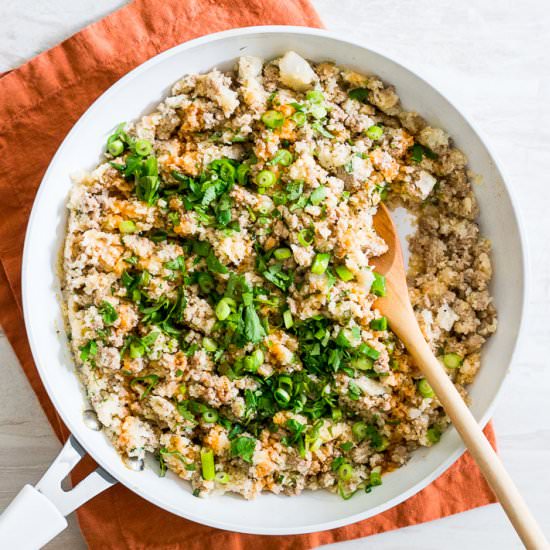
[255,170,277,188]
[309,104,327,119]
[369,470,382,486]
[443,353,463,369]
[274,387,291,406]
[348,87,369,102]
[236,163,250,186]
[350,357,373,371]
[358,343,380,360]
[297,228,314,247]
[273,247,292,260]
[283,309,294,329]
[118,220,137,234]
[371,272,386,297]
[202,337,218,352]
[261,110,285,129]
[200,449,215,481]
[215,298,234,321]
[373,437,390,452]
[335,265,354,282]
[129,340,145,359]
[311,253,331,275]
[291,111,307,126]
[278,375,293,393]
[370,317,388,331]
[336,328,356,348]
[352,421,368,441]
[311,122,334,138]
[366,125,383,141]
[427,427,441,444]
[202,410,219,423]
[214,159,236,182]
[244,349,264,372]
[338,463,353,481]
[331,408,343,422]
[251,349,264,366]
[309,186,326,205]
[418,378,435,398]
[135,139,153,156]
[338,481,357,500]
[306,90,324,103]
[107,139,124,157]
[215,471,230,484]
[271,149,293,166]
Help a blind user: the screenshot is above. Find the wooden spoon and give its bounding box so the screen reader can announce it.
[371,204,548,549]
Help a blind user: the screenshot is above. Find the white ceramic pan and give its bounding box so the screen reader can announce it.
[0,26,526,549]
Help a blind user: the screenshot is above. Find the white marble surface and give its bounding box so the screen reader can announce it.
[1,0,549,548]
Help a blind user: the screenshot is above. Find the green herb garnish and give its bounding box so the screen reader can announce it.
[230,436,256,463]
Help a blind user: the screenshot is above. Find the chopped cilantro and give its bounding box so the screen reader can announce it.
[410,143,438,163]
[130,374,160,399]
[340,441,354,452]
[98,301,118,326]
[230,436,256,463]
[79,340,97,363]
[331,456,346,471]
[243,304,266,344]
[348,88,369,102]
[158,447,194,477]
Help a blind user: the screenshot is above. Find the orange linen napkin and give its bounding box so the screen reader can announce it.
[0,0,497,547]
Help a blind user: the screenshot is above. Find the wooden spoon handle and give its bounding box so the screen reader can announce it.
[398,321,548,549]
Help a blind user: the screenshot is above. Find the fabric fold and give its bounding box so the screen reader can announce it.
[0,0,496,548]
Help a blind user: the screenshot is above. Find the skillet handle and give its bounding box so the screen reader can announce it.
[0,435,117,549]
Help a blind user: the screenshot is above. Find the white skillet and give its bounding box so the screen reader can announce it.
[0,26,527,549]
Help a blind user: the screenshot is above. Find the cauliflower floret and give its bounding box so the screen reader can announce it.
[418,127,450,154]
[317,141,351,171]
[437,303,459,331]
[237,56,268,109]
[117,416,158,458]
[415,170,437,199]
[195,69,239,117]
[238,56,263,79]
[278,51,316,91]
[241,77,267,109]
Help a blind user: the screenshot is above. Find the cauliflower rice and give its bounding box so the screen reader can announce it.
[62,52,497,500]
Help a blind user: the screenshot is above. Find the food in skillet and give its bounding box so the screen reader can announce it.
[62,52,496,499]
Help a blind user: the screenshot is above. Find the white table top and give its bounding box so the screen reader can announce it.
[1,0,549,548]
